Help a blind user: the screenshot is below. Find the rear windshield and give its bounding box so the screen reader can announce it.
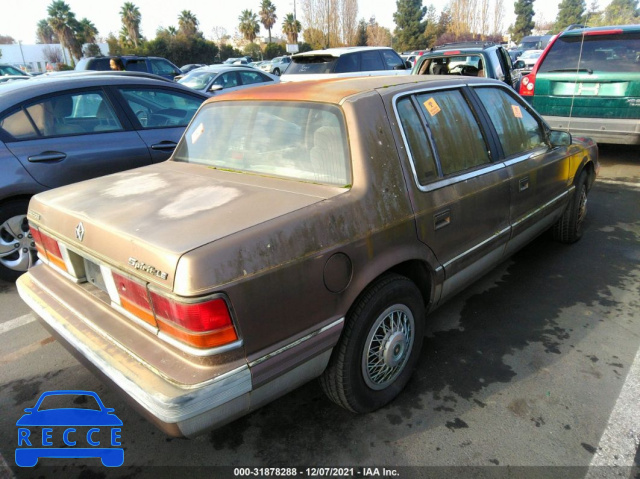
[539,32,640,73]
[173,102,351,187]
[286,56,338,74]
[415,54,485,77]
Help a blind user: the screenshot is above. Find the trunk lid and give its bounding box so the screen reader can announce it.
[29,161,346,289]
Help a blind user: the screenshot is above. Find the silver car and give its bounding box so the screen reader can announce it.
[177,65,279,94]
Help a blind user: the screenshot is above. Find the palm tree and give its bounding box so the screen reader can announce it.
[238,10,260,43]
[120,2,141,48]
[36,19,57,44]
[78,18,98,44]
[259,0,277,43]
[167,26,178,36]
[47,0,78,65]
[282,13,301,44]
[178,10,199,37]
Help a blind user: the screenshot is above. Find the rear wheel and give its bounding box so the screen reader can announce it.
[553,170,588,244]
[0,200,38,282]
[320,273,425,413]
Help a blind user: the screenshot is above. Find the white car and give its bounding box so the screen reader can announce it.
[281,46,411,82]
[514,49,544,69]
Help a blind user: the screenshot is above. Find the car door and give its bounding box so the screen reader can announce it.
[394,88,511,302]
[0,89,152,189]
[238,70,275,88]
[114,86,206,162]
[211,71,242,94]
[471,86,572,254]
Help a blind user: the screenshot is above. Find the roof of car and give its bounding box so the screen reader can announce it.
[0,73,205,110]
[292,46,395,58]
[205,75,503,106]
[430,42,501,52]
[189,65,256,73]
[559,24,640,37]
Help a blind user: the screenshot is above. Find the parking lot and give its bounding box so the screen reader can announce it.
[0,144,638,478]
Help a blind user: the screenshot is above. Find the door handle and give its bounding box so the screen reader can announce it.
[150,141,178,151]
[519,176,530,192]
[434,209,451,230]
[28,151,67,162]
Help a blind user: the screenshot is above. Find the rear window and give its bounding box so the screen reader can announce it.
[174,102,351,187]
[286,56,338,74]
[539,32,640,73]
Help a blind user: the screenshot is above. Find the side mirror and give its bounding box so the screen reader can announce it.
[405,61,412,69]
[549,130,572,147]
[514,60,525,69]
[209,84,223,92]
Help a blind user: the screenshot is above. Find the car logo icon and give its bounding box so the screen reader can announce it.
[15,390,123,467]
[75,222,85,242]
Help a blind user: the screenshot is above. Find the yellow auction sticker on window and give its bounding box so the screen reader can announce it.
[424,98,441,117]
[512,105,523,118]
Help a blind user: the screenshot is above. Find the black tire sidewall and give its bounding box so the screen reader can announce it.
[342,276,425,412]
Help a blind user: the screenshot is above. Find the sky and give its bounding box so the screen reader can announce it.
[0,0,602,46]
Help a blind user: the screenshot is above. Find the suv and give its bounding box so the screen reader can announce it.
[412,43,518,89]
[75,56,182,80]
[519,25,640,145]
[281,46,411,82]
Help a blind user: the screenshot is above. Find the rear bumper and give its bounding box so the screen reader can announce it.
[17,266,342,437]
[543,115,640,145]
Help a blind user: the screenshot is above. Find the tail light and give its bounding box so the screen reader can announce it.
[112,272,156,327]
[520,73,535,96]
[150,293,238,349]
[29,226,67,272]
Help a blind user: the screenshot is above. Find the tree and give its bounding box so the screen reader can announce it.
[238,10,260,43]
[36,20,57,44]
[367,17,393,47]
[120,2,142,49]
[555,0,586,31]
[601,0,639,24]
[511,0,535,43]
[303,27,325,49]
[77,18,98,44]
[492,0,505,35]
[282,13,302,44]
[0,35,15,44]
[83,43,102,57]
[178,10,200,37]
[423,5,439,47]
[393,0,427,52]
[340,0,359,47]
[47,0,79,66]
[259,0,277,43]
[354,18,368,46]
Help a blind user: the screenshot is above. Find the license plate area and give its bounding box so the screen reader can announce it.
[84,258,108,294]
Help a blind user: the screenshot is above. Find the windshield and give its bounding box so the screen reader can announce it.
[178,70,217,90]
[174,101,351,187]
[539,32,640,73]
[286,56,338,74]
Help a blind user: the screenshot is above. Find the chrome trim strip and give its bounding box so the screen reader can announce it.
[502,152,532,167]
[417,164,506,192]
[248,318,345,368]
[17,276,252,424]
[511,188,572,229]
[443,226,511,269]
[158,332,244,357]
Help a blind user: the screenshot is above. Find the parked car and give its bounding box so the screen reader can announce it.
[412,42,519,89]
[0,64,30,77]
[0,74,208,281]
[0,75,31,84]
[177,65,279,94]
[75,56,182,80]
[513,49,544,70]
[519,35,554,51]
[281,46,411,82]
[180,64,207,74]
[17,75,598,438]
[519,24,640,145]
[258,55,292,76]
[223,57,250,65]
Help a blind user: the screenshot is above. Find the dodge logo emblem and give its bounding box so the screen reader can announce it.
[75,222,85,242]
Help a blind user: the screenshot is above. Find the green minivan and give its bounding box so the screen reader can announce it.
[519,25,640,145]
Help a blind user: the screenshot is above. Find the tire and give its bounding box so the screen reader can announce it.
[0,200,38,282]
[553,170,588,244]
[273,68,280,76]
[320,273,425,413]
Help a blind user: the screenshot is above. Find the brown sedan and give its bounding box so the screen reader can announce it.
[17,76,598,437]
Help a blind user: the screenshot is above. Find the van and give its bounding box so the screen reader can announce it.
[519,25,640,145]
